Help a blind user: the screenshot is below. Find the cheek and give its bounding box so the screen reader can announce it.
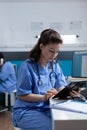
[42,49,47,55]
[43,51,51,59]
[44,51,49,57]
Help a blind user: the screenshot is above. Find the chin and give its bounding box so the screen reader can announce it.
[48,59,53,62]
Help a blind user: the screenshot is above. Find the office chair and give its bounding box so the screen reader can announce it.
[4,64,17,111]
[5,90,16,111]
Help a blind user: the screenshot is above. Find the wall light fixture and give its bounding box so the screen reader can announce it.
[61,34,79,44]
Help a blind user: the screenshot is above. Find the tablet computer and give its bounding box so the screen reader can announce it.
[52,81,87,99]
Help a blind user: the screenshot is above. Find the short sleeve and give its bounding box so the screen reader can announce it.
[17,61,33,96]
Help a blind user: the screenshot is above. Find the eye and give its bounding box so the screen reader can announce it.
[49,50,55,53]
[49,50,59,54]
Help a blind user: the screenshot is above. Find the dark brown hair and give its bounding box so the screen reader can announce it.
[29,29,63,61]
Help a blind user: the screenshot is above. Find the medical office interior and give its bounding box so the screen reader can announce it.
[0,0,87,130]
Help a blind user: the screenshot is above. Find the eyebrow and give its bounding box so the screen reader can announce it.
[49,48,59,52]
[49,49,59,54]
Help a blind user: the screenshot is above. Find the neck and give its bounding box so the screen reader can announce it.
[39,58,47,67]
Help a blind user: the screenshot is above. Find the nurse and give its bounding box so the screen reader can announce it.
[0,52,17,93]
[0,52,17,112]
[12,29,80,130]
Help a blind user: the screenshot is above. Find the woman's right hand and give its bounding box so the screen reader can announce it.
[44,88,58,100]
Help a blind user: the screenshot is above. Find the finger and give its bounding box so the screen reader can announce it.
[48,89,57,95]
[70,91,79,97]
[71,90,78,94]
[47,92,53,96]
[46,93,53,100]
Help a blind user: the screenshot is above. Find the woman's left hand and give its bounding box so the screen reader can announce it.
[70,87,81,98]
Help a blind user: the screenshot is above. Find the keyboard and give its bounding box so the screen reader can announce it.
[80,88,87,99]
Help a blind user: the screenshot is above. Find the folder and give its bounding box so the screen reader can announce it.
[70,77,87,82]
[50,100,87,115]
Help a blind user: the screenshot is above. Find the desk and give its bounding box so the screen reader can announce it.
[50,99,87,130]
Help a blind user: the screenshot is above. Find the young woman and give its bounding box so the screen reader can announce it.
[0,52,17,112]
[0,52,17,93]
[12,29,79,130]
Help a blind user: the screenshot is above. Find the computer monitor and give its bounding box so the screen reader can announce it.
[72,51,87,77]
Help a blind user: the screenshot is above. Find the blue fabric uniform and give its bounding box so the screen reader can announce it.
[12,59,67,130]
[0,61,17,93]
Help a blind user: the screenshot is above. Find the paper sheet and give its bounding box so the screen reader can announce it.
[50,100,87,114]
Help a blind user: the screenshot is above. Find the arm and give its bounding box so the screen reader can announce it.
[18,88,58,102]
[18,94,46,102]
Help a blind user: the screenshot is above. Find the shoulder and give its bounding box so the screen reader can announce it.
[23,58,35,66]
[26,58,35,64]
[20,58,35,70]
[1,61,15,73]
[3,61,13,68]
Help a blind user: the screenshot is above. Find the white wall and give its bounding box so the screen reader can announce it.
[0,0,87,51]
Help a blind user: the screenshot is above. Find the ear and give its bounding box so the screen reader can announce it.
[39,43,44,50]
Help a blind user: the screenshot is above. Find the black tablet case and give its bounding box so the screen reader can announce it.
[53,81,87,99]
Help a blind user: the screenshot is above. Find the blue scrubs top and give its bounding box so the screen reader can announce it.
[0,61,17,93]
[13,59,67,109]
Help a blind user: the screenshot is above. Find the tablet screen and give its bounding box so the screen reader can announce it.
[52,81,87,99]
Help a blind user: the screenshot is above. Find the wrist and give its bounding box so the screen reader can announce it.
[41,95,47,101]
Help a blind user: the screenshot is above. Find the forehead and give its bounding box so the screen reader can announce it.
[45,42,62,50]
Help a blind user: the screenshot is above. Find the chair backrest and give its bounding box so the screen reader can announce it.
[13,64,17,76]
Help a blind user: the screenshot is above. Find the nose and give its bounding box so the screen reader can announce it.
[53,51,58,56]
[51,52,58,59]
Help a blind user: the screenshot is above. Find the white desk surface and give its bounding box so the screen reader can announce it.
[50,99,87,120]
[50,99,87,130]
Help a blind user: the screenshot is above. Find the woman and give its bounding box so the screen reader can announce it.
[12,29,79,130]
[0,52,17,112]
[0,52,17,93]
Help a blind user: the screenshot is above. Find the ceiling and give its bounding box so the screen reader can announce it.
[0,0,86,3]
